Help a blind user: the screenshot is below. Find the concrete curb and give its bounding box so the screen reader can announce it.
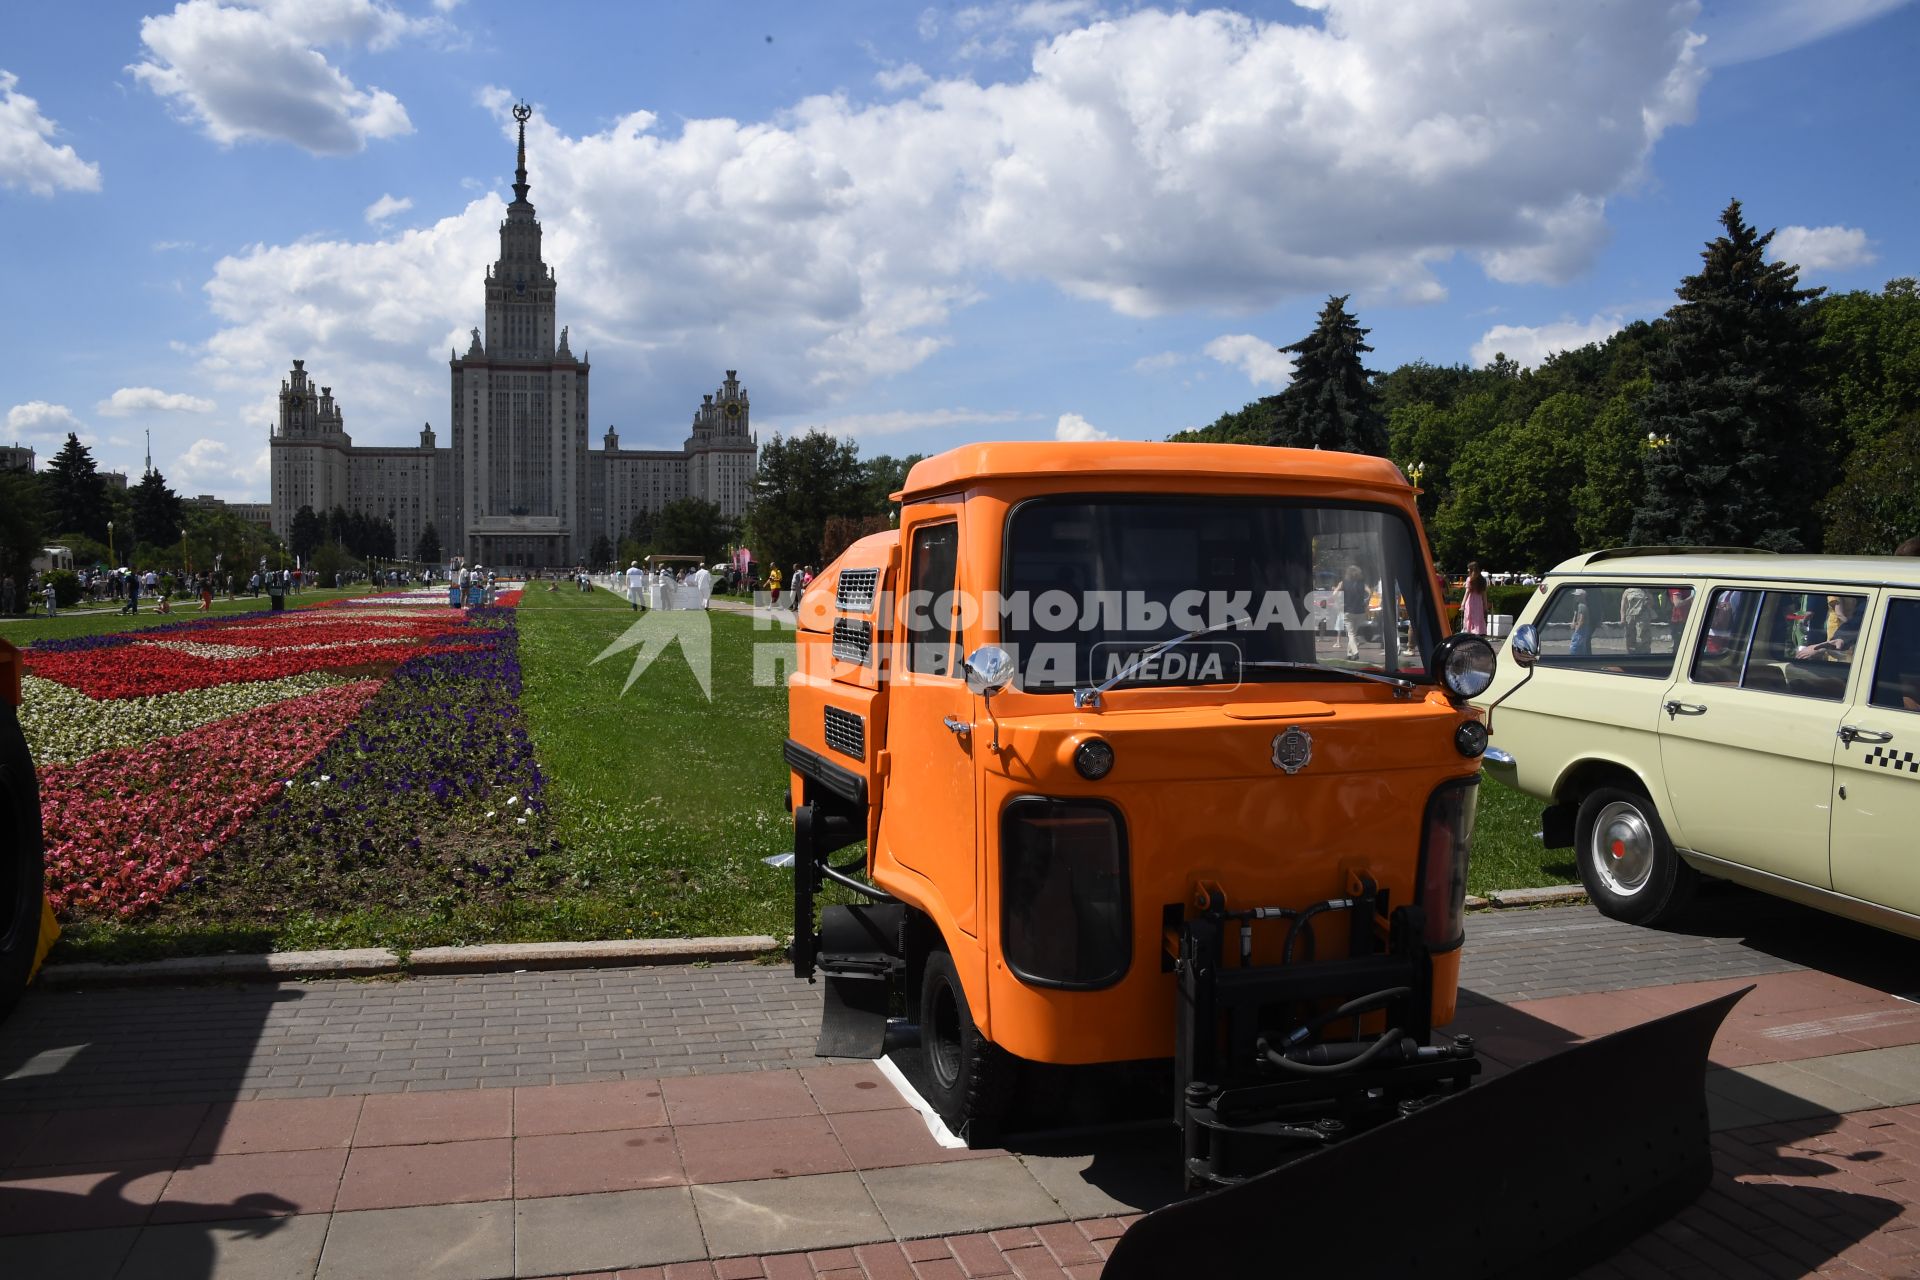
[1486,885,1590,908]
[38,934,782,989]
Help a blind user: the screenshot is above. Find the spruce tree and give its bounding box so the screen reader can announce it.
[43,432,109,542]
[416,521,442,564]
[1631,200,1830,550]
[130,468,185,550]
[1268,295,1388,456]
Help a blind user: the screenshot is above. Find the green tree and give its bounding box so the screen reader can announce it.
[1571,386,1650,551]
[1169,399,1281,445]
[416,521,442,564]
[1819,416,1920,554]
[1631,199,1831,550]
[1815,277,1920,450]
[289,505,324,561]
[653,498,732,563]
[1431,393,1589,572]
[745,431,867,570]
[859,454,923,514]
[42,433,109,543]
[1269,296,1388,455]
[585,532,612,567]
[0,469,46,613]
[130,467,186,551]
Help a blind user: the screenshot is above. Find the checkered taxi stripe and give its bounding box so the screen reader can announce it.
[1865,746,1920,774]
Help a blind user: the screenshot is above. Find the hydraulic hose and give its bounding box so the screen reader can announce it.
[1278,986,1412,1050]
[1261,1027,1409,1076]
[1283,896,1357,966]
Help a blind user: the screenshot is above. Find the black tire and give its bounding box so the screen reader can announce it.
[0,700,47,1018]
[918,945,1015,1135]
[1575,785,1694,927]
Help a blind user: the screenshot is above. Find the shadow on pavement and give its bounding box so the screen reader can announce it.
[0,980,301,1275]
[1668,881,1920,996]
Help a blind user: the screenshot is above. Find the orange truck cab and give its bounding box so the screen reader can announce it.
[784,441,1499,1186]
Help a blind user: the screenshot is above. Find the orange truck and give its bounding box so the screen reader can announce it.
[783,441,1503,1186]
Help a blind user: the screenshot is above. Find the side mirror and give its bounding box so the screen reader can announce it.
[964,645,1016,697]
[1508,623,1541,668]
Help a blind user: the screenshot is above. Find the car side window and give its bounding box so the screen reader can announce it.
[1533,582,1690,677]
[1690,588,1760,686]
[1691,588,1865,701]
[1870,598,1920,714]
[906,521,960,677]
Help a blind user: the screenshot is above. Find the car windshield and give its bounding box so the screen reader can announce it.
[1000,495,1438,692]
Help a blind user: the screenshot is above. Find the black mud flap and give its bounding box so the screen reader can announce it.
[1105,987,1749,1280]
[814,903,905,1059]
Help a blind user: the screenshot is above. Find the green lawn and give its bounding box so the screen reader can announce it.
[36,586,1569,964]
[0,586,381,647]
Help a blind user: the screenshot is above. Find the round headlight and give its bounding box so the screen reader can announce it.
[1435,633,1497,700]
[1074,737,1115,780]
[1455,719,1489,758]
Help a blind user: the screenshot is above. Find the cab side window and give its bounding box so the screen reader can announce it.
[1534,582,1690,677]
[906,521,960,677]
[1870,598,1920,714]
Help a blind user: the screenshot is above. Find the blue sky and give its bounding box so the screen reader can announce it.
[2,0,1914,501]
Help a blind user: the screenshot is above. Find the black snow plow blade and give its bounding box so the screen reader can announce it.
[1105,987,1748,1280]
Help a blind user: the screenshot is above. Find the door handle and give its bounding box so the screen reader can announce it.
[1663,701,1707,719]
[1839,725,1894,746]
[942,715,972,737]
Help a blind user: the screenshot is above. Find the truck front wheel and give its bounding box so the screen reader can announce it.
[918,946,1014,1135]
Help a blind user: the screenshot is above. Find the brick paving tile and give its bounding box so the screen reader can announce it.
[676,1113,850,1184]
[903,1238,951,1262]
[947,1233,1013,1278]
[761,1254,814,1280]
[664,1263,720,1279]
[151,1145,349,1222]
[909,1261,968,1280]
[515,1126,687,1197]
[817,1270,863,1280]
[807,1247,859,1270]
[853,1240,916,1279]
[1001,1245,1067,1279]
[0,1161,173,1235]
[25,1102,207,1166]
[516,1079,669,1136]
[352,1086,511,1145]
[1033,1223,1101,1268]
[713,1258,767,1279]
[186,1095,363,1155]
[663,1071,819,1126]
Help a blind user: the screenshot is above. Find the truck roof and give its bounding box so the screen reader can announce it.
[897,441,1408,502]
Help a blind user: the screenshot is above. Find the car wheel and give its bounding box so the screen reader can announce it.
[918,945,1015,1137]
[0,702,46,1018]
[1575,785,1694,927]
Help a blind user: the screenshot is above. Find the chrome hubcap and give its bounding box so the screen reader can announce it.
[1590,800,1655,897]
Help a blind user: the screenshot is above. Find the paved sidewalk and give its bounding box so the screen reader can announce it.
[3,895,1919,1277]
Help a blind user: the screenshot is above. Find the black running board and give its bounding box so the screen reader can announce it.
[1104,987,1749,1280]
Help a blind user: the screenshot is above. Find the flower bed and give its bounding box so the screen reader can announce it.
[21,594,551,924]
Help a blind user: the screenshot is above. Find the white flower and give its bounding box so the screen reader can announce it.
[319,774,332,783]
[506,796,519,807]
[485,810,497,820]
[516,816,528,825]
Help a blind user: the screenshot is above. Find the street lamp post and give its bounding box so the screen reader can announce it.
[107,520,114,568]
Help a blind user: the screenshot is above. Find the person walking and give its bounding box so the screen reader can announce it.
[625,561,645,611]
[1340,565,1370,660]
[766,564,784,609]
[198,574,214,612]
[1461,562,1488,635]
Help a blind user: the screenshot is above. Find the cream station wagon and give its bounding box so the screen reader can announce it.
[1476,549,1920,935]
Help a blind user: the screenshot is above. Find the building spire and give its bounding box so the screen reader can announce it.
[511,102,532,204]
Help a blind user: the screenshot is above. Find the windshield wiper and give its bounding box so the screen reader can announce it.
[1073,615,1252,708]
[1240,659,1418,695]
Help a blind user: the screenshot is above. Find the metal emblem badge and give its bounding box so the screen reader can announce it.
[1271,725,1313,774]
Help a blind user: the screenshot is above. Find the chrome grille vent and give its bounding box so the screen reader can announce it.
[824,706,866,760]
[836,568,880,614]
[832,617,872,666]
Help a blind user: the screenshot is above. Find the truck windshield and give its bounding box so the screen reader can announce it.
[1000,496,1439,692]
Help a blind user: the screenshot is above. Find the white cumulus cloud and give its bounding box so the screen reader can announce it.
[0,70,102,196]
[1470,314,1626,370]
[97,387,218,417]
[5,401,89,444]
[364,193,414,225]
[172,437,270,491]
[1770,224,1877,274]
[800,408,1028,440]
[1204,334,1293,389]
[130,0,418,154]
[191,4,1712,443]
[1055,412,1111,441]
